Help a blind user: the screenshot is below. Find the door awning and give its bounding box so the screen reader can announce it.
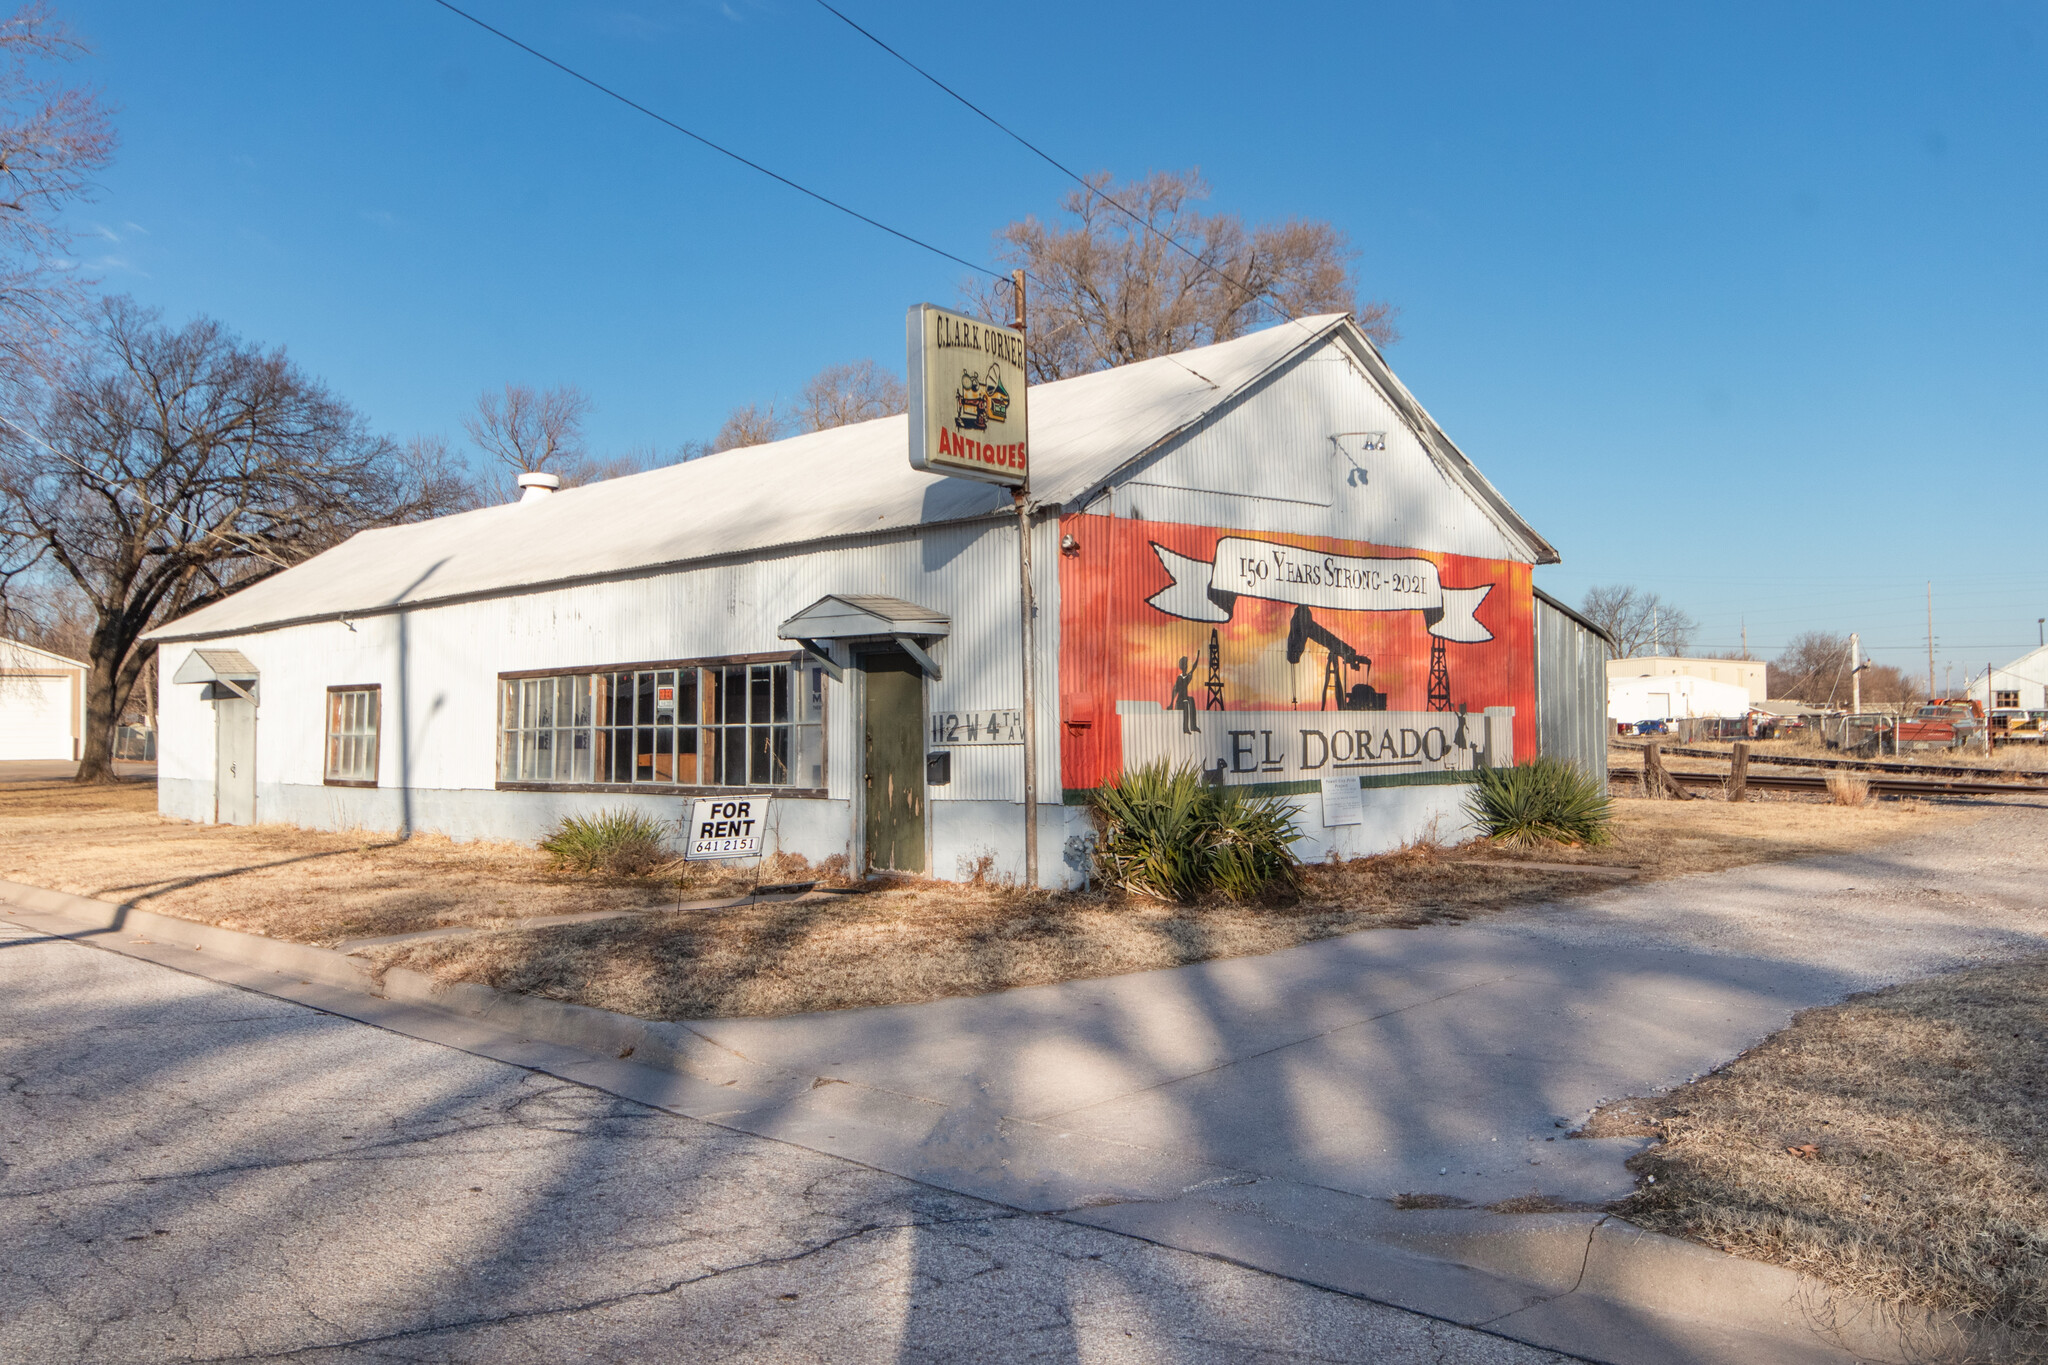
[778,595,949,680]
[173,648,259,701]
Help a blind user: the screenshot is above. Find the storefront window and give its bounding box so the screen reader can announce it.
[498,657,825,790]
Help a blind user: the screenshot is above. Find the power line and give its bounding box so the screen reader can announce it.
[809,0,1314,322]
[425,0,1005,282]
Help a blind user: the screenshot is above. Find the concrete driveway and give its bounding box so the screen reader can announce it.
[0,916,1570,1364]
[692,800,2048,1215]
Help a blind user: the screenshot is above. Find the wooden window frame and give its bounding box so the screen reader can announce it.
[323,684,382,788]
[494,653,829,798]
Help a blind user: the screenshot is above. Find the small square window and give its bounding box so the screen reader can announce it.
[325,686,381,786]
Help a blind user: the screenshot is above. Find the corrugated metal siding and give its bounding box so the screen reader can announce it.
[157,517,1056,813]
[1534,594,1611,789]
[1117,348,1530,563]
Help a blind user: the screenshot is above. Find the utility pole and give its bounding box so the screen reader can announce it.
[1010,268,1038,890]
[1652,605,1661,657]
[1926,582,1936,701]
[1850,632,1861,715]
[1741,618,1747,659]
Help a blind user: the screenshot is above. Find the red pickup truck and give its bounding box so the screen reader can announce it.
[1895,700,1984,750]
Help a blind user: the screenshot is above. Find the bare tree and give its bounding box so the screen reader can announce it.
[395,434,483,512]
[0,297,469,782]
[713,401,784,452]
[793,358,905,433]
[1769,631,1856,703]
[0,3,115,386]
[0,570,83,654]
[1580,584,1697,658]
[463,382,603,500]
[964,169,1397,383]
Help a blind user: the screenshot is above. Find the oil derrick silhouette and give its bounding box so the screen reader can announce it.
[1285,605,1387,711]
[1203,628,1225,710]
[1424,605,1452,712]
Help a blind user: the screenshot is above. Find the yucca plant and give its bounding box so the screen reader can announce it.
[1088,762,1304,902]
[538,807,675,877]
[1463,757,1613,848]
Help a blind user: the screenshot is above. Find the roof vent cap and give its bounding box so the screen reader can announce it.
[516,471,562,502]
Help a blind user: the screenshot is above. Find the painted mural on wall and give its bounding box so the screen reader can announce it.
[1058,513,1534,796]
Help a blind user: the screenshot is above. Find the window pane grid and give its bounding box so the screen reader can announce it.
[498,660,820,790]
[325,687,380,784]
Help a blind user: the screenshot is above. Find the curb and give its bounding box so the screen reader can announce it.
[1,877,1976,1365]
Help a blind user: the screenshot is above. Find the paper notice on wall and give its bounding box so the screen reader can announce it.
[1320,775,1364,827]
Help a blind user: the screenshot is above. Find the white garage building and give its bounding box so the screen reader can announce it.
[0,639,85,761]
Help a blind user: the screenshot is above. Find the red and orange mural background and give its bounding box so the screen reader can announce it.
[1058,512,1535,793]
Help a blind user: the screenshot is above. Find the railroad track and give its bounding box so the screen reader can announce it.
[1617,767,2044,798]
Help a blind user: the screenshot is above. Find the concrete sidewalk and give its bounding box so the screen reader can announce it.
[693,801,2048,1210]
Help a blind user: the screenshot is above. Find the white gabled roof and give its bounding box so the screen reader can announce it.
[147,315,1554,643]
[0,637,86,671]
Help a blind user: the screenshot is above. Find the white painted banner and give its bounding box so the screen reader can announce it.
[1145,536,1495,642]
[684,796,769,860]
[1116,704,1513,788]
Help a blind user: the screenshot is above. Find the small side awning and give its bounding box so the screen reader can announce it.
[778,594,949,680]
[173,648,259,701]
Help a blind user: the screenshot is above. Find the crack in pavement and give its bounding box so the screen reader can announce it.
[170,1211,1032,1364]
[1469,1215,1608,1331]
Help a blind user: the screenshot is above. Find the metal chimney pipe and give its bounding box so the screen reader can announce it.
[516,471,561,503]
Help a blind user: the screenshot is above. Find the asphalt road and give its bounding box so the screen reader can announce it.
[0,918,1571,1365]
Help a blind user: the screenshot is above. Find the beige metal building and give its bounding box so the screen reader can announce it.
[1606,656,1766,706]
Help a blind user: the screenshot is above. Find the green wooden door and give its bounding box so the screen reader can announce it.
[860,648,925,874]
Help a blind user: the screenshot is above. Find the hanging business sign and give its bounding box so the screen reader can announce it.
[907,303,1029,487]
[684,796,769,860]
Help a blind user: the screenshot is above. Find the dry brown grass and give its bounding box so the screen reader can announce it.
[0,776,1969,1019]
[370,842,1652,1019]
[1825,771,1872,806]
[369,798,1960,1019]
[1599,958,2048,1359]
[0,776,752,946]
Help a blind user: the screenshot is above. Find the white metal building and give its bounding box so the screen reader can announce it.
[146,315,1571,886]
[1969,644,2048,713]
[1608,673,1753,725]
[1607,655,1767,705]
[0,638,85,761]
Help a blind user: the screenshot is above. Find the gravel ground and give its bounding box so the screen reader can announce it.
[1484,796,2048,989]
[0,918,1574,1365]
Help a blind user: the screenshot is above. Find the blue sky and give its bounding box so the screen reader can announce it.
[62,1,2048,683]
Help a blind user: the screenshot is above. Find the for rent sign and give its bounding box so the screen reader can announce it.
[684,796,768,860]
[907,303,1029,487]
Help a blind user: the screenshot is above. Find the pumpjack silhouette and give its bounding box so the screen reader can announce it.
[1285,605,1388,712]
